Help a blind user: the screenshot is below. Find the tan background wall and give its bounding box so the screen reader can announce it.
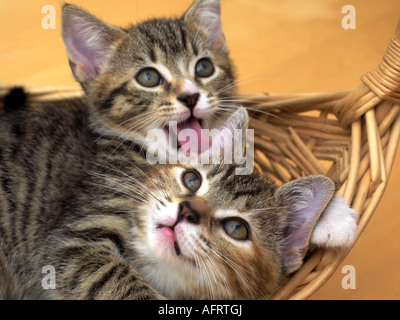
[1,0,399,299]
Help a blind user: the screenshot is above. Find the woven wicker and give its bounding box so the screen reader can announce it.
[1,20,400,300]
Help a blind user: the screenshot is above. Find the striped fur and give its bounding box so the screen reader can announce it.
[0,1,348,300]
[0,91,337,299]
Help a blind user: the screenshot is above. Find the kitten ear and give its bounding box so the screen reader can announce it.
[275,176,335,274]
[183,0,227,52]
[62,4,125,82]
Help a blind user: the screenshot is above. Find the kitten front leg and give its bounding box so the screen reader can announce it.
[311,196,358,248]
[45,245,164,300]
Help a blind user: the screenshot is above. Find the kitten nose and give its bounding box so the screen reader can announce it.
[178,201,200,224]
[177,93,200,110]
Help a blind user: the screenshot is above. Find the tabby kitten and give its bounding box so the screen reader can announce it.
[0,90,356,299]
[61,0,239,155]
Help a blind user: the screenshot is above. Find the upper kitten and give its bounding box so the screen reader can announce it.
[62,0,237,154]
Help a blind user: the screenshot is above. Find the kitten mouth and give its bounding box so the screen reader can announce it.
[156,224,181,255]
[171,116,211,154]
[156,213,196,264]
[156,225,178,253]
[163,107,247,156]
[156,224,196,266]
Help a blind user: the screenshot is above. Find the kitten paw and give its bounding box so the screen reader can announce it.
[311,196,357,248]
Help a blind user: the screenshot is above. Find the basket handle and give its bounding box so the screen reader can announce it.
[361,19,400,105]
[334,19,400,128]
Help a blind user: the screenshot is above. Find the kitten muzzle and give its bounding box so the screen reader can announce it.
[157,201,202,256]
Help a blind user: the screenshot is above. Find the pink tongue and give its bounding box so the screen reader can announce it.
[161,226,176,243]
[176,117,211,154]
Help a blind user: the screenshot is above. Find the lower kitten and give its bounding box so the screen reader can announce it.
[0,88,356,299]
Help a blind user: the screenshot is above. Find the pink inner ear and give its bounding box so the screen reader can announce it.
[284,200,322,248]
[280,178,334,270]
[64,37,99,78]
[62,6,115,79]
[184,0,226,52]
[208,20,225,51]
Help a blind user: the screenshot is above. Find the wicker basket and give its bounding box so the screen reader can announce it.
[1,20,400,301]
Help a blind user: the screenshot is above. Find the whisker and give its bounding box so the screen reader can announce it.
[216,77,273,96]
[217,104,293,125]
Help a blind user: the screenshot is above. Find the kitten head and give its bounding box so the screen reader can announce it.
[62,0,236,153]
[130,164,336,299]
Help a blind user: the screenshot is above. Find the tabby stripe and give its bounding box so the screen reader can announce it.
[19,137,41,256]
[0,154,15,216]
[70,262,102,291]
[55,246,88,262]
[0,148,18,249]
[221,165,237,182]
[116,265,131,281]
[57,247,113,269]
[219,64,234,81]
[11,123,26,138]
[119,274,148,300]
[0,149,9,241]
[56,246,115,290]
[206,164,224,180]
[167,23,181,53]
[233,187,263,199]
[191,41,199,56]
[200,234,213,250]
[179,25,187,50]
[149,49,157,63]
[139,27,168,54]
[86,264,120,299]
[32,132,68,242]
[100,81,130,110]
[119,285,137,300]
[116,271,141,299]
[66,228,126,254]
[8,142,28,249]
[24,140,52,252]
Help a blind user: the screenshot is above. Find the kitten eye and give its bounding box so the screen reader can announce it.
[222,218,249,241]
[136,68,162,87]
[182,170,201,192]
[195,58,214,78]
